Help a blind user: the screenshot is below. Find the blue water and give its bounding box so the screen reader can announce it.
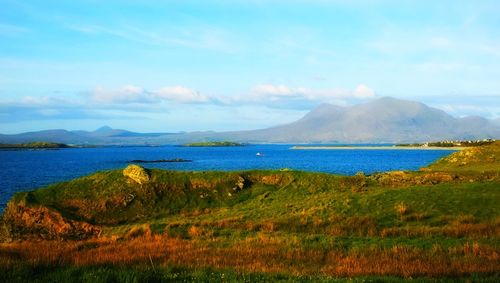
[0,145,455,211]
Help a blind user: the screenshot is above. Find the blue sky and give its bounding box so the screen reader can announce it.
[1,0,499,134]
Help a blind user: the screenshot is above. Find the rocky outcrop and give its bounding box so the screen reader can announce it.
[123,164,150,184]
[232,176,246,192]
[1,202,100,240]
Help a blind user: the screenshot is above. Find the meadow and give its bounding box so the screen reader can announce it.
[0,142,499,282]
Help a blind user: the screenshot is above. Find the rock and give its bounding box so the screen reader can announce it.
[123,164,150,185]
[236,176,246,190]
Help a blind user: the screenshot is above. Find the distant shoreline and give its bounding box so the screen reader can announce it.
[183,141,243,147]
[291,146,465,150]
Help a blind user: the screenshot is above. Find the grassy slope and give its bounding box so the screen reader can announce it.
[1,142,499,281]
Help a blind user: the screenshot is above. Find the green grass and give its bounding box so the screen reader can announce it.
[5,159,500,239]
[1,142,499,281]
[1,265,499,283]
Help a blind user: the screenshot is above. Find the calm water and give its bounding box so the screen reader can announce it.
[0,145,455,211]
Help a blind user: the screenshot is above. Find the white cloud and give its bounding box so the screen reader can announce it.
[352,84,375,99]
[253,84,295,97]
[12,84,376,119]
[88,85,212,104]
[90,85,154,104]
[156,86,210,103]
[249,83,375,102]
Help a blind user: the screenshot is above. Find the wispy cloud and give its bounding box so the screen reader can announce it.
[89,85,155,104]
[0,83,377,123]
[86,83,375,108]
[0,100,139,123]
[67,23,232,51]
[198,83,377,110]
[87,85,212,104]
[414,62,477,73]
[248,83,375,101]
[156,86,211,103]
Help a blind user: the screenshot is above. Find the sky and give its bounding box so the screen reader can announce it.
[1,0,500,134]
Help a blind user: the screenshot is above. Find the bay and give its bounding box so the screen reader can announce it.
[0,144,455,211]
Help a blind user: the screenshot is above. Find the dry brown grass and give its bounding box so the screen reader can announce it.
[380,222,500,238]
[395,202,409,219]
[328,216,378,236]
[1,235,499,278]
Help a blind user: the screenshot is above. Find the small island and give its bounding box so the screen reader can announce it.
[183,141,243,147]
[396,139,495,148]
[129,158,192,163]
[0,141,72,149]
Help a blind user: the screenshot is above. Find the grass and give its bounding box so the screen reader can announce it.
[4,265,498,283]
[0,141,499,281]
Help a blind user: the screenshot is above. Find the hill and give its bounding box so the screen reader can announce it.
[0,142,499,281]
[0,126,173,145]
[222,97,500,143]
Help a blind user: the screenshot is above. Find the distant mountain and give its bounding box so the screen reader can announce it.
[0,127,173,145]
[1,97,499,144]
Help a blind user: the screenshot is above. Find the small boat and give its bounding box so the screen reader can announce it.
[256,152,264,156]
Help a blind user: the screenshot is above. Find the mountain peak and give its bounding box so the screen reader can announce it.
[95,126,113,132]
[300,103,346,121]
[371,96,421,105]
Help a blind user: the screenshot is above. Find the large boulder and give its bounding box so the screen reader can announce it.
[123,164,150,185]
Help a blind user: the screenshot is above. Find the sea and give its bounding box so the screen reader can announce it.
[0,144,456,211]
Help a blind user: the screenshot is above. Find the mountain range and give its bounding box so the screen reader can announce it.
[1,97,499,144]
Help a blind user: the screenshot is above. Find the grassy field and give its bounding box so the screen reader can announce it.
[0,142,499,281]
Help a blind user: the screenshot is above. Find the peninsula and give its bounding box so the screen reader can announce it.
[291,145,466,150]
[291,140,496,150]
[0,141,71,149]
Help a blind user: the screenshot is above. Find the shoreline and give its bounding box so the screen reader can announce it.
[291,146,465,150]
